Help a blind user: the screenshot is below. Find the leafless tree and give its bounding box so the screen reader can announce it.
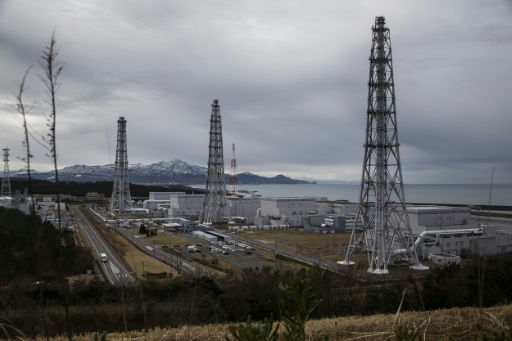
[14,66,36,215]
[38,32,64,232]
[14,32,70,341]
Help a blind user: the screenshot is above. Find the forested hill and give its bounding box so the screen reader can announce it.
[9,179,204,198]
[0,206,93,285]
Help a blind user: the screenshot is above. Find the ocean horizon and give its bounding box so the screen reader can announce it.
[234,183,512,206]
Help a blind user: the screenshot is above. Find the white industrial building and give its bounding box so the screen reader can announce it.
[169,193,205,220]
[255,197,317,227]
[143,192,186,215]
[407,206,472,235]
[192,230,218,243]
[229,197,261,224]
[406,206,512,260]
[141,193,512,262]
[143,192,205,219]
[316,202,359,229]
[150,192,181,200]
[145,192,352,228]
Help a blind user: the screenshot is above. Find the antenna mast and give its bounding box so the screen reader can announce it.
[229,143,238,193]
[340,17,427,274]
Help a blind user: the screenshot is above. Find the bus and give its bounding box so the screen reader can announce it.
[100,253,108,262]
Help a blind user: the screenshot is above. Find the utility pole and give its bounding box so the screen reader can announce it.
[229,143,238,194]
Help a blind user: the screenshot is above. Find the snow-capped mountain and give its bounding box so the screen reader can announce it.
[59,159,207,177]
[12,159,313,185]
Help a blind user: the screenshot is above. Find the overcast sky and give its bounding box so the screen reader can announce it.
[1,0,511,184]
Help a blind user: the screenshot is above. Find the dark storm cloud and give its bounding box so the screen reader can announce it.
[0,0,510,184]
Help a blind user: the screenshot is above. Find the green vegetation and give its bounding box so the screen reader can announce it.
[10,179,204,198]
[2,205,512,338]
[275,253,313,267]
[143,271,169,279]
[1,257,512,338]
[0,206,93,285]
[227,314,279,341]
[226,278,322,341]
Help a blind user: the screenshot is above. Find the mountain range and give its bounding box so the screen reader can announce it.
[11,159,314,185]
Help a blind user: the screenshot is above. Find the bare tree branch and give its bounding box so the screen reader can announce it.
[14,65,36,215]
[38,31,63,232]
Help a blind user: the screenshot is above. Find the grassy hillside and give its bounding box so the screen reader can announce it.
[16,304,512,340]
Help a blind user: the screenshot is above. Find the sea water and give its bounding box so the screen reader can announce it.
[236,183,512,206]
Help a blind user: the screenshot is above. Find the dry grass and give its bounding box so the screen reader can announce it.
[243,229,349,255]
[66,273,96,284]
[305,306,512,340]
[244,230,433,275]
[124,245,174,280]
[94,225,175,280]
[115,232,175,280]
[26,304,512,340]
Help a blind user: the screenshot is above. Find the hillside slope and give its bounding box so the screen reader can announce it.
[30,304,512,340]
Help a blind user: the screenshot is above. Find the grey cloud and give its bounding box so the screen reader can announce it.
[0,0,510,184]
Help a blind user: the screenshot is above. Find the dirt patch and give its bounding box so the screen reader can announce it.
[121,242,175,280]
[243,229,350,254]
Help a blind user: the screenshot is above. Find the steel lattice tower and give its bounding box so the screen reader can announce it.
[1,147,11,197]
[339,17,427,274]
[199,100,230,224]
[109,117,133,214]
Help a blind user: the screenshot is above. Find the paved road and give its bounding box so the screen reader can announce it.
[72,206,137,285]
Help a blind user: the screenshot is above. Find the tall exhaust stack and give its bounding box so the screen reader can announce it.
[109,117,133,214]
[339,17,427,274]
[199,99,230,224]
[1,147,11,198]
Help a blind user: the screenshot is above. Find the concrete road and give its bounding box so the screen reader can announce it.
[72,206,137,285]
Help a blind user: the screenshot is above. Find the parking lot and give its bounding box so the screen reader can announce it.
[183,234,277,270]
